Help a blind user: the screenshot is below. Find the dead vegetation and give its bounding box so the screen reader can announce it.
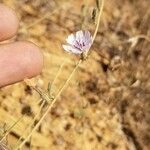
[0,0,150,149]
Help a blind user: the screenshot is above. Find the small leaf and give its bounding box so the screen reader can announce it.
[47,82,55,101]
[47,82,51,93]
[92,8,97,22]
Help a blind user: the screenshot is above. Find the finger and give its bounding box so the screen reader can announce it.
[0,41,43,87]
[0,4,19,41]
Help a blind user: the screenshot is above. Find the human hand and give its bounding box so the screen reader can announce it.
[0,4,43,88]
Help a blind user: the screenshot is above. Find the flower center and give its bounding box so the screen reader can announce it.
[74,41,85,50]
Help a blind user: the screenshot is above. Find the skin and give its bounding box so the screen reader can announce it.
[0,4,43,87]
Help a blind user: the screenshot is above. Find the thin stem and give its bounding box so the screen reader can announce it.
[131,35,150,43]
[0,142,8,150]
[92,0,104,43]
[17,60,82,149]
[81,0,88,29]
[50,60,66,95]
[14,100,46,148]
[0,91,47,144]
[31,86,52,103]
[0,116,23,143]
[24,7,61,30]
[17,0,105,148]
[14,61,65,148]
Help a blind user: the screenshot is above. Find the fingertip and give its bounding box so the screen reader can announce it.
[0,4,19,41]
[19,41,44,76]
[0,41,43,87]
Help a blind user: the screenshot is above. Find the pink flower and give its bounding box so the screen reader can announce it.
[63,30,92,54]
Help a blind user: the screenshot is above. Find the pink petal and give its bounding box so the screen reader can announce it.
[76,30,84,43]
[62,45,82,54]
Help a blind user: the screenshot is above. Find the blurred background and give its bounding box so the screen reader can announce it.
[0,0,150,149]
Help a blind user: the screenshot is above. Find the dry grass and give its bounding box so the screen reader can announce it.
[0,0,150,149]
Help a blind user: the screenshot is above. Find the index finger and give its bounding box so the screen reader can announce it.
[0,4,19,41]
[0,41,43,87]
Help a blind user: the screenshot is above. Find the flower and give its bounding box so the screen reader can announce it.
[62,30,92,55]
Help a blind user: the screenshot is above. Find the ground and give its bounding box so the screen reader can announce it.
[0,0,150,150]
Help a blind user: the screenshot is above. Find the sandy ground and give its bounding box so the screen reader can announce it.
[0,0,150,149]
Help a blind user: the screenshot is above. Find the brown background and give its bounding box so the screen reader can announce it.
[0,0,150,149]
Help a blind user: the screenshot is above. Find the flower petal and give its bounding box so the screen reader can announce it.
[63,30,92,55]
[84,31,92,43]
[76,30,84,43]
[84,31,91,38]
[66,34,75,45]
[62,45,82,54]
